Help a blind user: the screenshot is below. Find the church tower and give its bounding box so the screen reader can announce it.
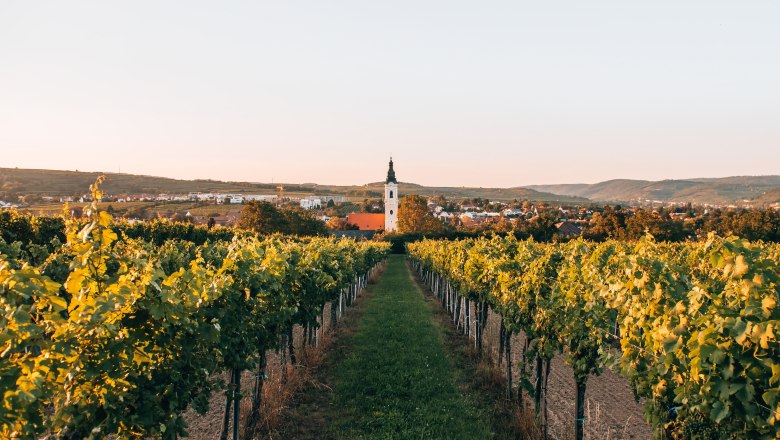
[384,157,398,232]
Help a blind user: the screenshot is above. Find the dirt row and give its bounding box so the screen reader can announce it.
[180,264,652,439]
[181,300,342,439]
[459,299,653,440]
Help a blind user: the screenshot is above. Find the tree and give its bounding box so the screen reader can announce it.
[700,208,780,241]
[491,217,514,233]
[326,217,358,231]
[624,209,686,241]
[585,207,627,241]
[237,201,327,236]
[170,213,192,224]
[397,195,447,234]
[361,198,383,213]
[236,201,287,234]
[331,201,359,217]
[282,207,328,236]
[515,210,559,241]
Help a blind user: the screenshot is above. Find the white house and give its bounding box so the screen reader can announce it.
[321,196,346,203]
[196,193,217,201]
[300,198,322,209]
[245,194,278,202]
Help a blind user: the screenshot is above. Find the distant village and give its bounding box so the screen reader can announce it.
[5,186,779,242]
[1,190,345,227]
[5,191,342,207]
[3,158,780,241]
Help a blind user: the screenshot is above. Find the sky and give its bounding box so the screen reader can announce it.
[1,1,779,187]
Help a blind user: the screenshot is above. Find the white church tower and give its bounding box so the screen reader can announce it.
[384,157,398,232]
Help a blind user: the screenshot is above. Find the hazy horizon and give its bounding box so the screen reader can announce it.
[5,165,780,189]
[2,1,779,186]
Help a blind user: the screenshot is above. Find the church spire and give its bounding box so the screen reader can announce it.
[386,157,397,184]
[384,157,398,232]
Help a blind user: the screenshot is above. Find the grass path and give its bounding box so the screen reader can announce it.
[326,255,493,439]
[275,254,513,439]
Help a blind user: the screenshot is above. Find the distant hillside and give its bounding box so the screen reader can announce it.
[9,167,777,206]
[0,168,589,204]
[356,181,588,203]
[527,176,780,206]
[0,168,288,196]
[751,188,780,205]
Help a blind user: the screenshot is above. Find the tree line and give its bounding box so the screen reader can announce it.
[585,206,780,242]
[393,196,780,243]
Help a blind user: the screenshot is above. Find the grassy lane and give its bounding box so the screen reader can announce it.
[326,255,493,439]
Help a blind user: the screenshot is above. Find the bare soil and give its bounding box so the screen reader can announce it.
[181,299,353,439]
[181,258,651,440]
[465,301,653,440]
[270,256,520,439]
[268,291,367,439]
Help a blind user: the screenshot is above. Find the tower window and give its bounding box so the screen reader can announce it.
[389,190,393,199]
[390,210,393,215]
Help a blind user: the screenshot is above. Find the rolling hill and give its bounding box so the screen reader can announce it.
[0,168,588,204]
[5,168,778,207]
[527,176,780,206]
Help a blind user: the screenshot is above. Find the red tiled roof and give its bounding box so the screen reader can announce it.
[347,213,385,231]
[556,221,582,236]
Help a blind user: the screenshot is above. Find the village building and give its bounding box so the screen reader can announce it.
[346,158,399,231]
[300,197,322,209]
[384,157,398,232]
[556,221,582,237]
[244,194,278,202]
[346,213,386,231]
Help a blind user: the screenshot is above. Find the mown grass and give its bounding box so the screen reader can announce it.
[327,255,494,439]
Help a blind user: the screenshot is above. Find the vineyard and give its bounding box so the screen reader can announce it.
[3,180,780,440]
[0,180,390,439]
[408,235,780,439]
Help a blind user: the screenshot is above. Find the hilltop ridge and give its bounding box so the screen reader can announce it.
[3,167,780,206]
[0,168,587,203]
[527,176,780,206]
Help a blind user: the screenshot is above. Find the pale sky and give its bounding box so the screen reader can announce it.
[1,1,778,187]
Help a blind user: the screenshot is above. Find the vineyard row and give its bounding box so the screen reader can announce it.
[407,235,779,439]
[1,182,390,439]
